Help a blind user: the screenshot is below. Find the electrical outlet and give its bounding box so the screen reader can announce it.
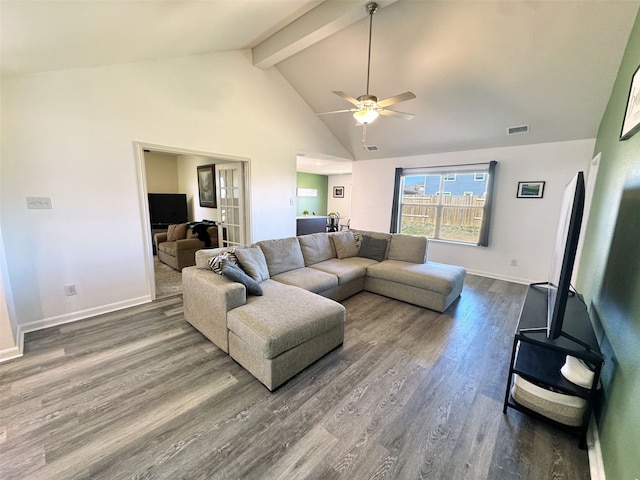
[510,259,518,267]
[64,284,77,296]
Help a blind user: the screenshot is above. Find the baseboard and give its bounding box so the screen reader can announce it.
[17,295,152,337]
[464,268,535,285]
[588,415,606,480]
[0,345,23,363]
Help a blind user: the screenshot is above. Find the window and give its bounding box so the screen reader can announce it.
[390,161,497,246]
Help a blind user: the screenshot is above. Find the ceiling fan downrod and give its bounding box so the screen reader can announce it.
[365,2,378,96]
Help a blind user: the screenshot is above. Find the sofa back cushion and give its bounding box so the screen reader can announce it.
[258,237,305,276]
[167,223,188,241]
[298,232,336,266]
[388,234,428,264]
[331,231,359,259]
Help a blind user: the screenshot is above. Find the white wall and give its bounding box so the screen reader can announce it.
[327,174,352,220]
[0,49,350,332]
[175,154,221,223]
[351,139,595,283]
[144,153,179,193]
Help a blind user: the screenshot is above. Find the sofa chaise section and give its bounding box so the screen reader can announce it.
[227,280,345,390]
[366,260,466,312]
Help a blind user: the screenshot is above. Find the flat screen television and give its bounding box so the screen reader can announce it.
[148,193,188,227]
[545,171,585,339]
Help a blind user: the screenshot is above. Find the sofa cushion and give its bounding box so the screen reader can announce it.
[221,259,263,296]
[167,223,188,241]
[367,260,466,296]
[331,231,359,259]
[159,241,177,256]
[388,234,428,264]
[309,257,372,285]
[235,246,270,282]
[271,267,338,294]
[258,237,305,276]
[357,235,388,262]
[227,280,345,359]
[298,232,336,266]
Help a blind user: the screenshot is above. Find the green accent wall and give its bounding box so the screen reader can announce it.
[577,10,640,480]
[296,172,328,216]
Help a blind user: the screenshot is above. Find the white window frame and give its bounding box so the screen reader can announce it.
[393,162,495,246]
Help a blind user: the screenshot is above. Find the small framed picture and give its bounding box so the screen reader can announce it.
[620,64,640,140]
[517,181,545,198]
[333,186,344,198]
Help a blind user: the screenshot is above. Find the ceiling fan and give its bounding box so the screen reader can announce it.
[317,1,416,125]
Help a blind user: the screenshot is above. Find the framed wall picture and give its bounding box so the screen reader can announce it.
[333,186,344,198]
[517,181,545,198]
[197,164,216,208]
[620,64,640,140]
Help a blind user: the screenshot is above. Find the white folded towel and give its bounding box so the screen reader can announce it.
[560,355,595,388]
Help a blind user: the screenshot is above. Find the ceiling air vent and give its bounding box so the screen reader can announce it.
[366,145,379,151]
[507,125,529,135]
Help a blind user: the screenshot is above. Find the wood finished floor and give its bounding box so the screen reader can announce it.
[0,275,591,479]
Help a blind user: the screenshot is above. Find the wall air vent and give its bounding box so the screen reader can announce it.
[507,125,529,135]
[366,145,379,151]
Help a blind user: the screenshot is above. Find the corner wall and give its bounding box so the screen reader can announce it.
[576,10,640,480]
[351,139,594,283]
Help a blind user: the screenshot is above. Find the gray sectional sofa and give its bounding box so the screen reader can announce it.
[182,230,466,390]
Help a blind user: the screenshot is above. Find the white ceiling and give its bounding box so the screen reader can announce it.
[2,0,638,166]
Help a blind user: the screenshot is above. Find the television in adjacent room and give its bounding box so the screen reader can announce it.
[545,171,586,339]
[148,193,188,227]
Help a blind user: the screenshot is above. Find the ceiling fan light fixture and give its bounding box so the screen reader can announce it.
[353,108,379,124]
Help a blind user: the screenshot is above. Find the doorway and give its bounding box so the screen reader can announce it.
[134,142,251,299]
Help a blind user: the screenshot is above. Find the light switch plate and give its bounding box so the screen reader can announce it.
[26,197,52,209]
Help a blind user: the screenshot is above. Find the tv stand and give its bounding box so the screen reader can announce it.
[503,285,604,448]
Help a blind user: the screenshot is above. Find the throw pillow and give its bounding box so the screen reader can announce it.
[235,246,270,282]
[208,248,238,275]
[331,231,359,259]
[357,235,388,262]
[352,231,364,250]
[221,259,263,296]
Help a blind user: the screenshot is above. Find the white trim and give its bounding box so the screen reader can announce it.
[0,345,22,363]
[588,415,606,480]
[134,141,253,298]
[464,268,535,285]
[17,295,150,335]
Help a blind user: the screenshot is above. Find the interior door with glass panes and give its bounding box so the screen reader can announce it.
[217,163,245,247]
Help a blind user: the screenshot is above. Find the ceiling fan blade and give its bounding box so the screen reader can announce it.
[377,92,416,108]
[379,109,415,120]
[316,109,356,116]
[332,91,361,106]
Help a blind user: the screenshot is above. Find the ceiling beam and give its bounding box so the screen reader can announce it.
[252,0,398,69]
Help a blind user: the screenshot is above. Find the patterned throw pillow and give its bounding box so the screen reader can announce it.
[208,248,238,275]
[352,231,364,250]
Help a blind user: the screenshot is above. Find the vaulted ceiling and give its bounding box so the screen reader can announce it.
[2,0,638,165]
